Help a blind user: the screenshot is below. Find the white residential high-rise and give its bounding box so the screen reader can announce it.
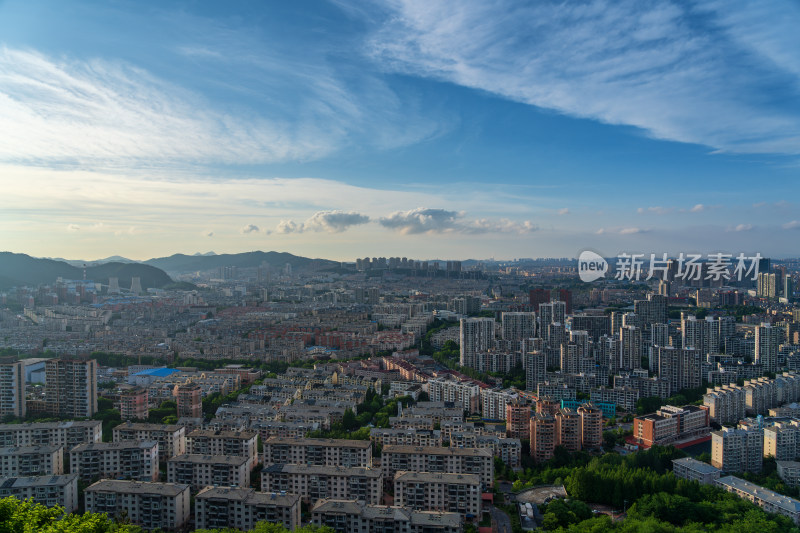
[755,323,780,373]
[620,326,642,370]
[0,358,25,418]
[681,314,720,356]
[45,359,98,418]
[525,352,547,391]
[501,312,535,344]
[459,317,495,369]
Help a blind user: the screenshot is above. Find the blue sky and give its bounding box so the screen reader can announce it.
[0,0,798,261]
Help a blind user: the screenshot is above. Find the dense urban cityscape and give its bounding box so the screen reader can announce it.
[0,252,798,531]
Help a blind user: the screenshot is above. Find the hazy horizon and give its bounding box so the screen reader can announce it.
[1,1,799,261]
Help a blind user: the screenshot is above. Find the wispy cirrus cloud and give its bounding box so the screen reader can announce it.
[0,44,443,168]
[366,0,800,155]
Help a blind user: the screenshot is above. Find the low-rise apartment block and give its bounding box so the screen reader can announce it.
[381,445,493,488]
[394,471,481,518]
[0,445,64,476]
[715,475,800,524]
[369,428,442,448]
[70,440,159,482]
[167,454,250,491]
[262,437,372,468]
[113,422,186,458]
[250,421,316,442]
[187,429,258,470]
[0,474,79,512]
[672,457,721,485]
[778,461,800,487]
[0,421,101,448]
[84,480,191,531]
[312,499,462,533]
[261,464,382,505]
[195,487,301,532]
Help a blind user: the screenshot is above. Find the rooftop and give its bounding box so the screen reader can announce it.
[196,486,299,506]
[0,474,78,489]
[132,367,180,377]
[672,457,721,475]
[394,471,481,484]
[169,454,248,466]
[264,436,371,449]
[71,440,158,453]
[264,464,381,478]
[382,445,492,458]
[716,476,800,514]
[85,480,189,497]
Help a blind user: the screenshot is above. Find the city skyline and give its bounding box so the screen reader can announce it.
[1,1,800,261]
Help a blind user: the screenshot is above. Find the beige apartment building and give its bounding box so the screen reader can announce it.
[381,445,493,488]
[0,445,64,476]
[70,440,159,482]
[167,454,250,491]
[84,480,191,531]
[312,499,462,533]
[0,473,79,512]
[186,429,258,470]
[262,437,372,468]
[195,487,301,532]
[0,420,101,448]
[261,463,382,505]
[113,422,186,458]
[393,471,481,517]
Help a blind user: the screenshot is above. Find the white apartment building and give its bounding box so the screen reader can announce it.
[381,445,494,488]
[764,423,800,461]
[755,323,780,374]
[186,429,258,470]
[715,475,800,524]
[70,440,159,482]
[0,445,63,476]
[261,464,382,505]
[459,317,495,370]
[167,454,250,491]
[112,422,186,458]
[480,388,517,421]
[85,480,191,531]
[672,457,721,485]
[711,427,763,473]
[262,437,372,468]
[427,377,482,414]
[0,359,25,418]
[311,499,462,533]
[0,473,78,512]
[394,471,481,517]
[369,428,442,448]
[0,421,101,448]
[777,461,800,488]
[195,487,301,531]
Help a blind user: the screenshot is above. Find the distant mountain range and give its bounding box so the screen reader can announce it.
[143,251,338,275]
[0,252,173,290]
[0,250,341,289]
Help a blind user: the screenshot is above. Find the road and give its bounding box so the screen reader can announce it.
[489,504,513,533]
